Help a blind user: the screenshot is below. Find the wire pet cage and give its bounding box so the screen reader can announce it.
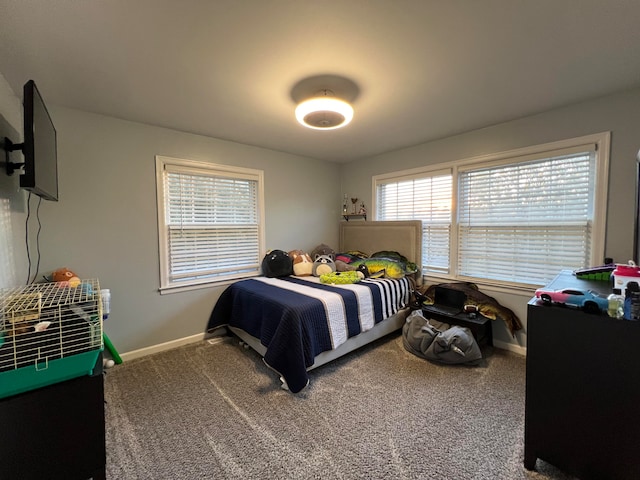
[0,279,104,399]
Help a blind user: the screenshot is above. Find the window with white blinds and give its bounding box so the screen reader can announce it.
[458,149,596,285]
[155,156,264,291]
[374,133,609,287]
[376,171,452,274]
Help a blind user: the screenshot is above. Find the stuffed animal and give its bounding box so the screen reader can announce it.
[52,267,81,287]
[371,250,418,273]
[312,254,336,276]
[311,244,335,261]
[350,258,405,279]
[335,259,356,272]
[288,250,313,276]
[320,271,363,284]
[261,250,293,278]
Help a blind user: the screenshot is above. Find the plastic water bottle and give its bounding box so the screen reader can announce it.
[100,289,111,320]
[607,289,624,319]
[608,289,624,318]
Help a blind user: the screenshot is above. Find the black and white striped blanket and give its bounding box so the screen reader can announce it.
[207,276,410,392]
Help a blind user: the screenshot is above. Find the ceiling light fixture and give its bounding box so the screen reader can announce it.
[295,89,354,130]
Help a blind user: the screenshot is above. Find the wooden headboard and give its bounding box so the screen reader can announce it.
[339,220,423,283]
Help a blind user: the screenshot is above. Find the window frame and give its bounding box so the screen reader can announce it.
[155,155,265,294]
[372,132,610,290]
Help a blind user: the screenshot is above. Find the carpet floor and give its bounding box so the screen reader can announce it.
[104,333,577,479]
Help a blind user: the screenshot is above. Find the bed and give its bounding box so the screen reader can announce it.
[206,220,423,392]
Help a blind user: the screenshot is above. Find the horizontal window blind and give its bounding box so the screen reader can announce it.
[157,158,263,290]
[458,151,595,285]
[376,172,452,274]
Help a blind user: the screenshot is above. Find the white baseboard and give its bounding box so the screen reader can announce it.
[119,332,206,362]
[493,338,526,356]
[116,330,527,363]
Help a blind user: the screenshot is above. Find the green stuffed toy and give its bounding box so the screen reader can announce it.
[320,271,363,284]
[350,258,405,279]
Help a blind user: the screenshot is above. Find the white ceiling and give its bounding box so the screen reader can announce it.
[1,0,640,163]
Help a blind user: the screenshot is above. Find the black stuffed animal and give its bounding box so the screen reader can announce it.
[261,250,293,277]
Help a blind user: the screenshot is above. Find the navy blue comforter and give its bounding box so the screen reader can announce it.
[207,276,409,393]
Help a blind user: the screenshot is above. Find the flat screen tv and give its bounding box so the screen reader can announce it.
[20,80,58,201]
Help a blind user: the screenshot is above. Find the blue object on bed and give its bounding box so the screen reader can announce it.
[207,276,410,393]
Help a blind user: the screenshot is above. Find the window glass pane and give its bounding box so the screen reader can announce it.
[458,151,595,285]
[377,173,452,274]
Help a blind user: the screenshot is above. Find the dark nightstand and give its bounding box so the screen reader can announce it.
[421,305,493,347]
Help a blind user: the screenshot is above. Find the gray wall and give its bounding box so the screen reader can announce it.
[0,75,28,290]
[340,87,640,350]
[0,77,341,354]
[51,108,341,353]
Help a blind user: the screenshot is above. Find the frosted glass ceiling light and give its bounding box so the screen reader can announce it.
[295,90,354,130]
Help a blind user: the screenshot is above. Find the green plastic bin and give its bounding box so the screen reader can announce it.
[0,348,102,399]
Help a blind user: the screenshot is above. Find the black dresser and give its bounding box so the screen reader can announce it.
[524,271,640,479]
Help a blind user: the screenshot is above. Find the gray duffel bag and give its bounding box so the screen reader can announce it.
[402,310,482,365]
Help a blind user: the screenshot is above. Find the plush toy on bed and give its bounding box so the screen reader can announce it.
[336,258,405,279]
[320,270,362,284]
[350,258,405,279]
[310,243,335,261]
[371,250,418,274]
[261,250,293,277]
[288,250,313,276]
[312,254,336,276]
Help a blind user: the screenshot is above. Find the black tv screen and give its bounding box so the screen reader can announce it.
[20,80,58,201]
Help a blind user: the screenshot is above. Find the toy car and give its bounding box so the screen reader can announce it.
[534,287,609,314]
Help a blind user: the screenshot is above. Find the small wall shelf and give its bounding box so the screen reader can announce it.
[342,214,367,221]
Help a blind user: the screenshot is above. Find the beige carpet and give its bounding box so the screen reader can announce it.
[104,333,576,479]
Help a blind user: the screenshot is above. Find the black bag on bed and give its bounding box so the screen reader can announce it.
[402,310,482,365]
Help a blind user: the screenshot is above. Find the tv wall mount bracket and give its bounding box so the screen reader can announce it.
[3,137,25,176]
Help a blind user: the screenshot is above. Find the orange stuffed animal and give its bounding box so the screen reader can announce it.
[52,267,81,287]
[288,250,313,276]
